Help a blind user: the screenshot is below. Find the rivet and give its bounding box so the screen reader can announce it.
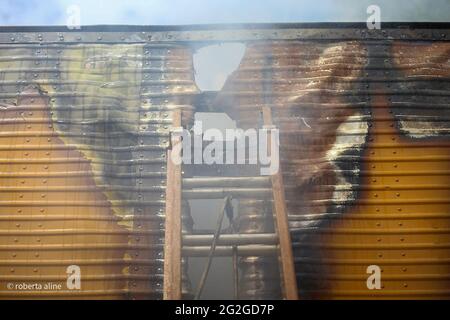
[396,193,400,197]
[16,223,20,228]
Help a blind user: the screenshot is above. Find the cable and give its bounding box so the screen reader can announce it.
[194,195,232,300]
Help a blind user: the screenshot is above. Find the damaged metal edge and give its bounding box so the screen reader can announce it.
[0,23,450,43]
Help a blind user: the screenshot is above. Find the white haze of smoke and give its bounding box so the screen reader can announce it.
[0,0,448,25]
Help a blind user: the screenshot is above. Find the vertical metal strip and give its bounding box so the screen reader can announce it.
[163,109,182,300]
[262,105,299,300]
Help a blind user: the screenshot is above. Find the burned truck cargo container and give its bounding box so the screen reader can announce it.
[0,23,449,299]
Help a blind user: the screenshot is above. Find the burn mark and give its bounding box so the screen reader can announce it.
[390,42,450,139]
[215,40,370,298]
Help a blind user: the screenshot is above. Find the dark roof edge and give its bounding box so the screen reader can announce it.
[1,22,450,33]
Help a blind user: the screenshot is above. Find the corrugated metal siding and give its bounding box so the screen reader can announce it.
[0,42,198,299]
[216,37,450,299]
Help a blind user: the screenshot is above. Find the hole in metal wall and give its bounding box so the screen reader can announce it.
[193,42,246,91]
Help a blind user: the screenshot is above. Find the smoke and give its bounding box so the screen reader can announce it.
[0,0,448,25]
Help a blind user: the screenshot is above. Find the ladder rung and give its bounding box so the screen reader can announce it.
[183,176,271,188]
[183,233,278,246]
[182,245,278,257]
[182,188,272,199]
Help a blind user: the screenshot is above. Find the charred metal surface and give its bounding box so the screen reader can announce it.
[237,199,281,299]
[390,42,450,138]
[0,41,197,299]
[1,23,450,44]
[215,31,450,298]
[215,40,370,298]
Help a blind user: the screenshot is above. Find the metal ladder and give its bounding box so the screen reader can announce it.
[163,107,298,300]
